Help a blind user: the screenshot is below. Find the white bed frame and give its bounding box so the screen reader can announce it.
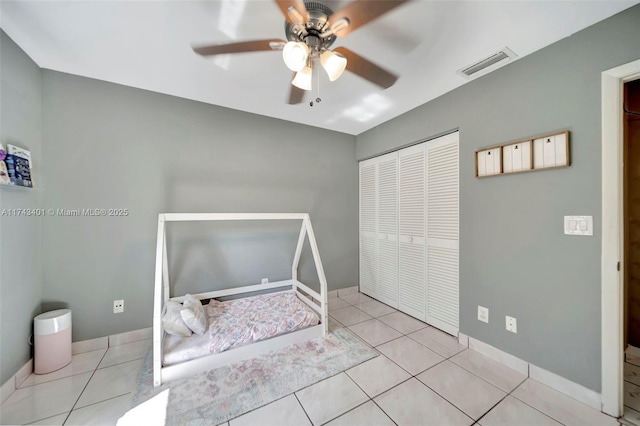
[152,213,329,387]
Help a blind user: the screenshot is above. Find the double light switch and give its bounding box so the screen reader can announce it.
[564,216,593,236]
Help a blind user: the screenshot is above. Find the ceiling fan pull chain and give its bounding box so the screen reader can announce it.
[316,60,322,105]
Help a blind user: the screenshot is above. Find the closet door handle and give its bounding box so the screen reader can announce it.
[409,236,414,243]
[384,234,389,240]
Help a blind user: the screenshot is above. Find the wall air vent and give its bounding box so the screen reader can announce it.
[457,47,517,80]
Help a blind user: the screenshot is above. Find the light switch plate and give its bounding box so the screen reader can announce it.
[564,215,593,236]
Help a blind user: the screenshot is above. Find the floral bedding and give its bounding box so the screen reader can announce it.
[162,291,319,366]
[207,291,319,354]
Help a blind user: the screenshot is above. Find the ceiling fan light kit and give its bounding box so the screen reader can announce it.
[319,50,347,81]
[192,0,406,104]
[283,41,310,71]
[292,64,313,90]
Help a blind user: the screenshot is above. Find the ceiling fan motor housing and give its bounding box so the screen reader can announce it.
[284,2,337,57]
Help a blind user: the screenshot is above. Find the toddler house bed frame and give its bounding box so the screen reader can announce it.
[153,213,329,387]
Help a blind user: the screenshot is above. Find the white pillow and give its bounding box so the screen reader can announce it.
[180,294,207,335]
[162,301,192,337]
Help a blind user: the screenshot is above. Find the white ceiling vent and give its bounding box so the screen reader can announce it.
[457,47,517,80]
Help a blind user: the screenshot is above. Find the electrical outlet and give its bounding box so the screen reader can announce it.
[113,299,124,314]
[506,315,517,333]
[478,306,489,323]
[261,278,268,284]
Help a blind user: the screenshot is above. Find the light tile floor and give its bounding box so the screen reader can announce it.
[0,292,622,425]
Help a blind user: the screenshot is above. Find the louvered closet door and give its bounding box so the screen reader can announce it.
[376,152,399,308]
[359,159,378,298]
[425,132,459,335]
[398,144,426,320]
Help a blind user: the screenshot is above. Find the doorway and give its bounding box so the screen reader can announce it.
[623,79,640,424]
[601,59,640,419]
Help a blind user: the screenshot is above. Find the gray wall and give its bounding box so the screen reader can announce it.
[356,5,640,392]
[0,32,42,384]
[41,71,357,342]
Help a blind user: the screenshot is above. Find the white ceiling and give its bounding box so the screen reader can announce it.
[1,0,638,135]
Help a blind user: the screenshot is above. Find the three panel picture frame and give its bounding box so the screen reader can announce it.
[475,130,570,178]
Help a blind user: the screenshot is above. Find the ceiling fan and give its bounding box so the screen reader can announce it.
[192,0,407,104]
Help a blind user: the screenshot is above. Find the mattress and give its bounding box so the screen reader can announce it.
[163,290,319,366]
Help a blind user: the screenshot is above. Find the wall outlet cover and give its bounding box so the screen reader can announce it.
[113,300,124,314]
[506,315,517,333]
[261,278,268,284]
[478,306,489,323]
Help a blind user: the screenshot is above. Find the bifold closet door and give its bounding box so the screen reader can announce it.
[425,132,459,335]
[376,152,399,308]
[359,159,378,298]
[398,144,426,320]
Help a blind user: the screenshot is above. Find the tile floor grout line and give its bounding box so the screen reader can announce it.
[438,349,524,394]
[20,409,72,426]
[472,392,512,425]
[66,346,110,417]
[315,374,389,426]
[317,399,372,426]
[500,378,569,426]
[412,378,476,423]
[67,391,132,419]
[369,397,399,426]
[340,368,399,426]
[96,355,148,371]
[293,392,314,426]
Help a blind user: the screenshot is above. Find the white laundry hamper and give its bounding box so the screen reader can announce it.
[34,309,72,374]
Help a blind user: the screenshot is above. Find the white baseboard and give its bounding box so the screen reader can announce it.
[15,359,33,388]
[529,364,601,410]
[108,327,152,347]
[458,332,469,348]
[1,358,33,404]
[1,374,16,404]
[72,336,108,354]
[466,336,602,411]
[469,337,529,376]
[337,286,358,297]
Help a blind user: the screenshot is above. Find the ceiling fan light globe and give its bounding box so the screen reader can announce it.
[283,41,309,72]
[320,50,347,81]
[292,66,313,91]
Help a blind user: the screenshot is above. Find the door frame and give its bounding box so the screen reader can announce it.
[601,59,640,417]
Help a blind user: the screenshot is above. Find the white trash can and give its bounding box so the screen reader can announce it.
[34,309,72,374]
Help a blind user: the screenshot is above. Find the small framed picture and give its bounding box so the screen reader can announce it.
[502,140,533,174]
[533,131,570,169]
[476,147,502,177]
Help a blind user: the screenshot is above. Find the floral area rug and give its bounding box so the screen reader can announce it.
[131,328,378,425]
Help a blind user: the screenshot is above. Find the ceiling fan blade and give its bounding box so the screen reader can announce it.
[334,47,398,89]
[327,0,408,37]
[275,0,309,24]
[193,39,286,56]
[288,78,305,104]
